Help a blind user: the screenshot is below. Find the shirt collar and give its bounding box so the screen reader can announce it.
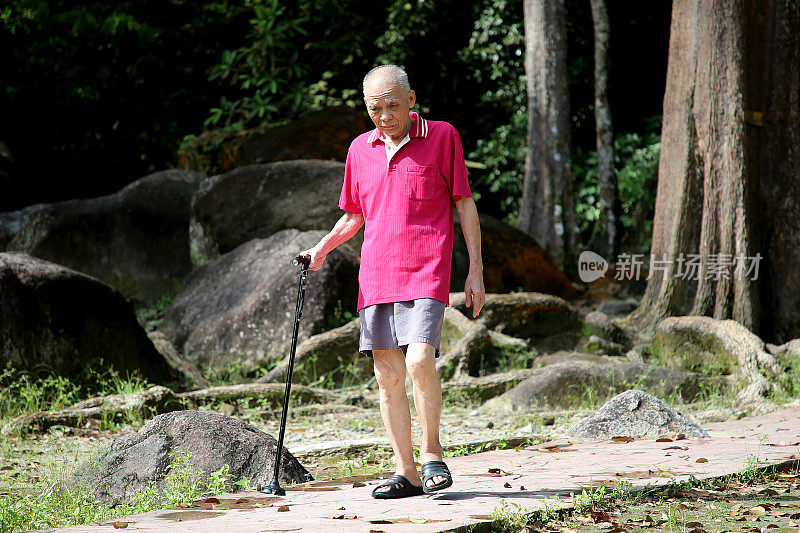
[367,112,429,143]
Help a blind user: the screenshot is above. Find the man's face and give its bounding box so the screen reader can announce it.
[363,75,416,140]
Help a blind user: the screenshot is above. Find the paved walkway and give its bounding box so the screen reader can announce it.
[43,407,800,533]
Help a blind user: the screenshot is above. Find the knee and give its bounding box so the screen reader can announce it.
[373,359,402,390]
[406,349,435,381]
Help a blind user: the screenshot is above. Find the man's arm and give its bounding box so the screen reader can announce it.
[454,196,485,317]
[299,212,364,271]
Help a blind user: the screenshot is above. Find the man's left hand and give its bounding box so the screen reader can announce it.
[464,270,485,318]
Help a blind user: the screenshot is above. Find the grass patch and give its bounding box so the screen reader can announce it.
[0,449,247,533]
[0,364,155,430]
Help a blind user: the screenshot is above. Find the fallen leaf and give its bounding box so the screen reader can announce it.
[656,438,673,442]
[336,505,345,510]
[0,466,12,471]
[696,458,708,463]
[277,505,290,512]
[520,485,526,490]
[327,514,344,520]
[112,523,129,529]
[687,529,706,533]
[686,521,704,528]
[409,518,431,524]
[664,446,688,450]
[204,497,220,504]
[469,514,493,520]
[369,530,386,533]
[504,482,512,488]
[769,441,799,447]
[369,519,396,524]
[235,498,249,504]
[608,527,628,533]
[612,436,634,443]
[352,481,365,488]
[676,433,686,440]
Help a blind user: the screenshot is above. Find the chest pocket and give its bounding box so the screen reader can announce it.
[406,165,442,201]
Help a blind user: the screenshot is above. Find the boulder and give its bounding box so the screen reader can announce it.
[0,169,206,302]
[566,389,708,439]
[452,214,576,298]
[189,160,356,266]
[179,106,369,173]
[484,358,720,411]
[652,316,782,402]
[255,318,369,387]
[450,292,581,339]
[0,253,173,384]
[597,298,638,316]
[162,229,359,372]
[582,311,629,345]
[72,410,311,505]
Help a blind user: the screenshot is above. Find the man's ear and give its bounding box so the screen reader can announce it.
[408,90,416,109]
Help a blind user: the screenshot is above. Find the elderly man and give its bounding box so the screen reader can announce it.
[300,64,484,499]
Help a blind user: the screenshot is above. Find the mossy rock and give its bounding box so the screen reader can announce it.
[651,316,769,380]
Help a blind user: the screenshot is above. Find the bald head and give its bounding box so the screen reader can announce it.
[362,65,411,95]
[362,65,416,143]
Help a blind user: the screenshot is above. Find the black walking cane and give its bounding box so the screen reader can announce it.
[261,253,311,496]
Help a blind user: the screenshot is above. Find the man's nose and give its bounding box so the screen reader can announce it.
[380,109,392,121]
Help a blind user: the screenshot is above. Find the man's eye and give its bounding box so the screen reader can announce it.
[389,104,399,110]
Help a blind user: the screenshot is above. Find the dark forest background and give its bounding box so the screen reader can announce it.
[0,0,669,251]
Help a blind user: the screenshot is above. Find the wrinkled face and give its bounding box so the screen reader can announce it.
[363,74,416,140]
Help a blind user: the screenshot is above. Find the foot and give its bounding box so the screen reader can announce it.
[421,460,453,493]
[420,451,448,490]
[371,474,424,499]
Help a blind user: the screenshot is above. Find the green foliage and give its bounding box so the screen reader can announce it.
[573,118,661,252]
[0,364,152,427]
[0,1,245,204]
[460,0,527,223]
[204,0,309,131]
[491,500,532,532]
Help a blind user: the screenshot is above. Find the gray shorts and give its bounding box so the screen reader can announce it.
[359,298,446,358]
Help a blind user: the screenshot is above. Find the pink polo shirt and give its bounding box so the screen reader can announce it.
[339,112,472,310]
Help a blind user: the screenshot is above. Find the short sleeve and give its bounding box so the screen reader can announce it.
[339,147,362,214]
[443,126,472,201]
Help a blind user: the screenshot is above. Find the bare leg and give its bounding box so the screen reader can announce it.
[406,342,447,488]
[372,349,422,491]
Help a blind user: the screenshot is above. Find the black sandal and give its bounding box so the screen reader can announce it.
[421,460,453,493]
[371,474,424,499]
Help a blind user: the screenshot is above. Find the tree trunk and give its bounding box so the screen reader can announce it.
[518,0,578,274]
[588,0,618,258]
[630,0,800,344]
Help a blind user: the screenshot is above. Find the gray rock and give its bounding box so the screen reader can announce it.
[256,318,368,387]
[162,229,359,372]
[0,253,172,384]
[0,169,206,302]
[582,310,628,344]
[72,410,311,504]
[450,292,581,339]
[566,389,708,439]
[189,161,354,266]
[597,299,638,316]
[585,334,625,356]
[484,359,720,411]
